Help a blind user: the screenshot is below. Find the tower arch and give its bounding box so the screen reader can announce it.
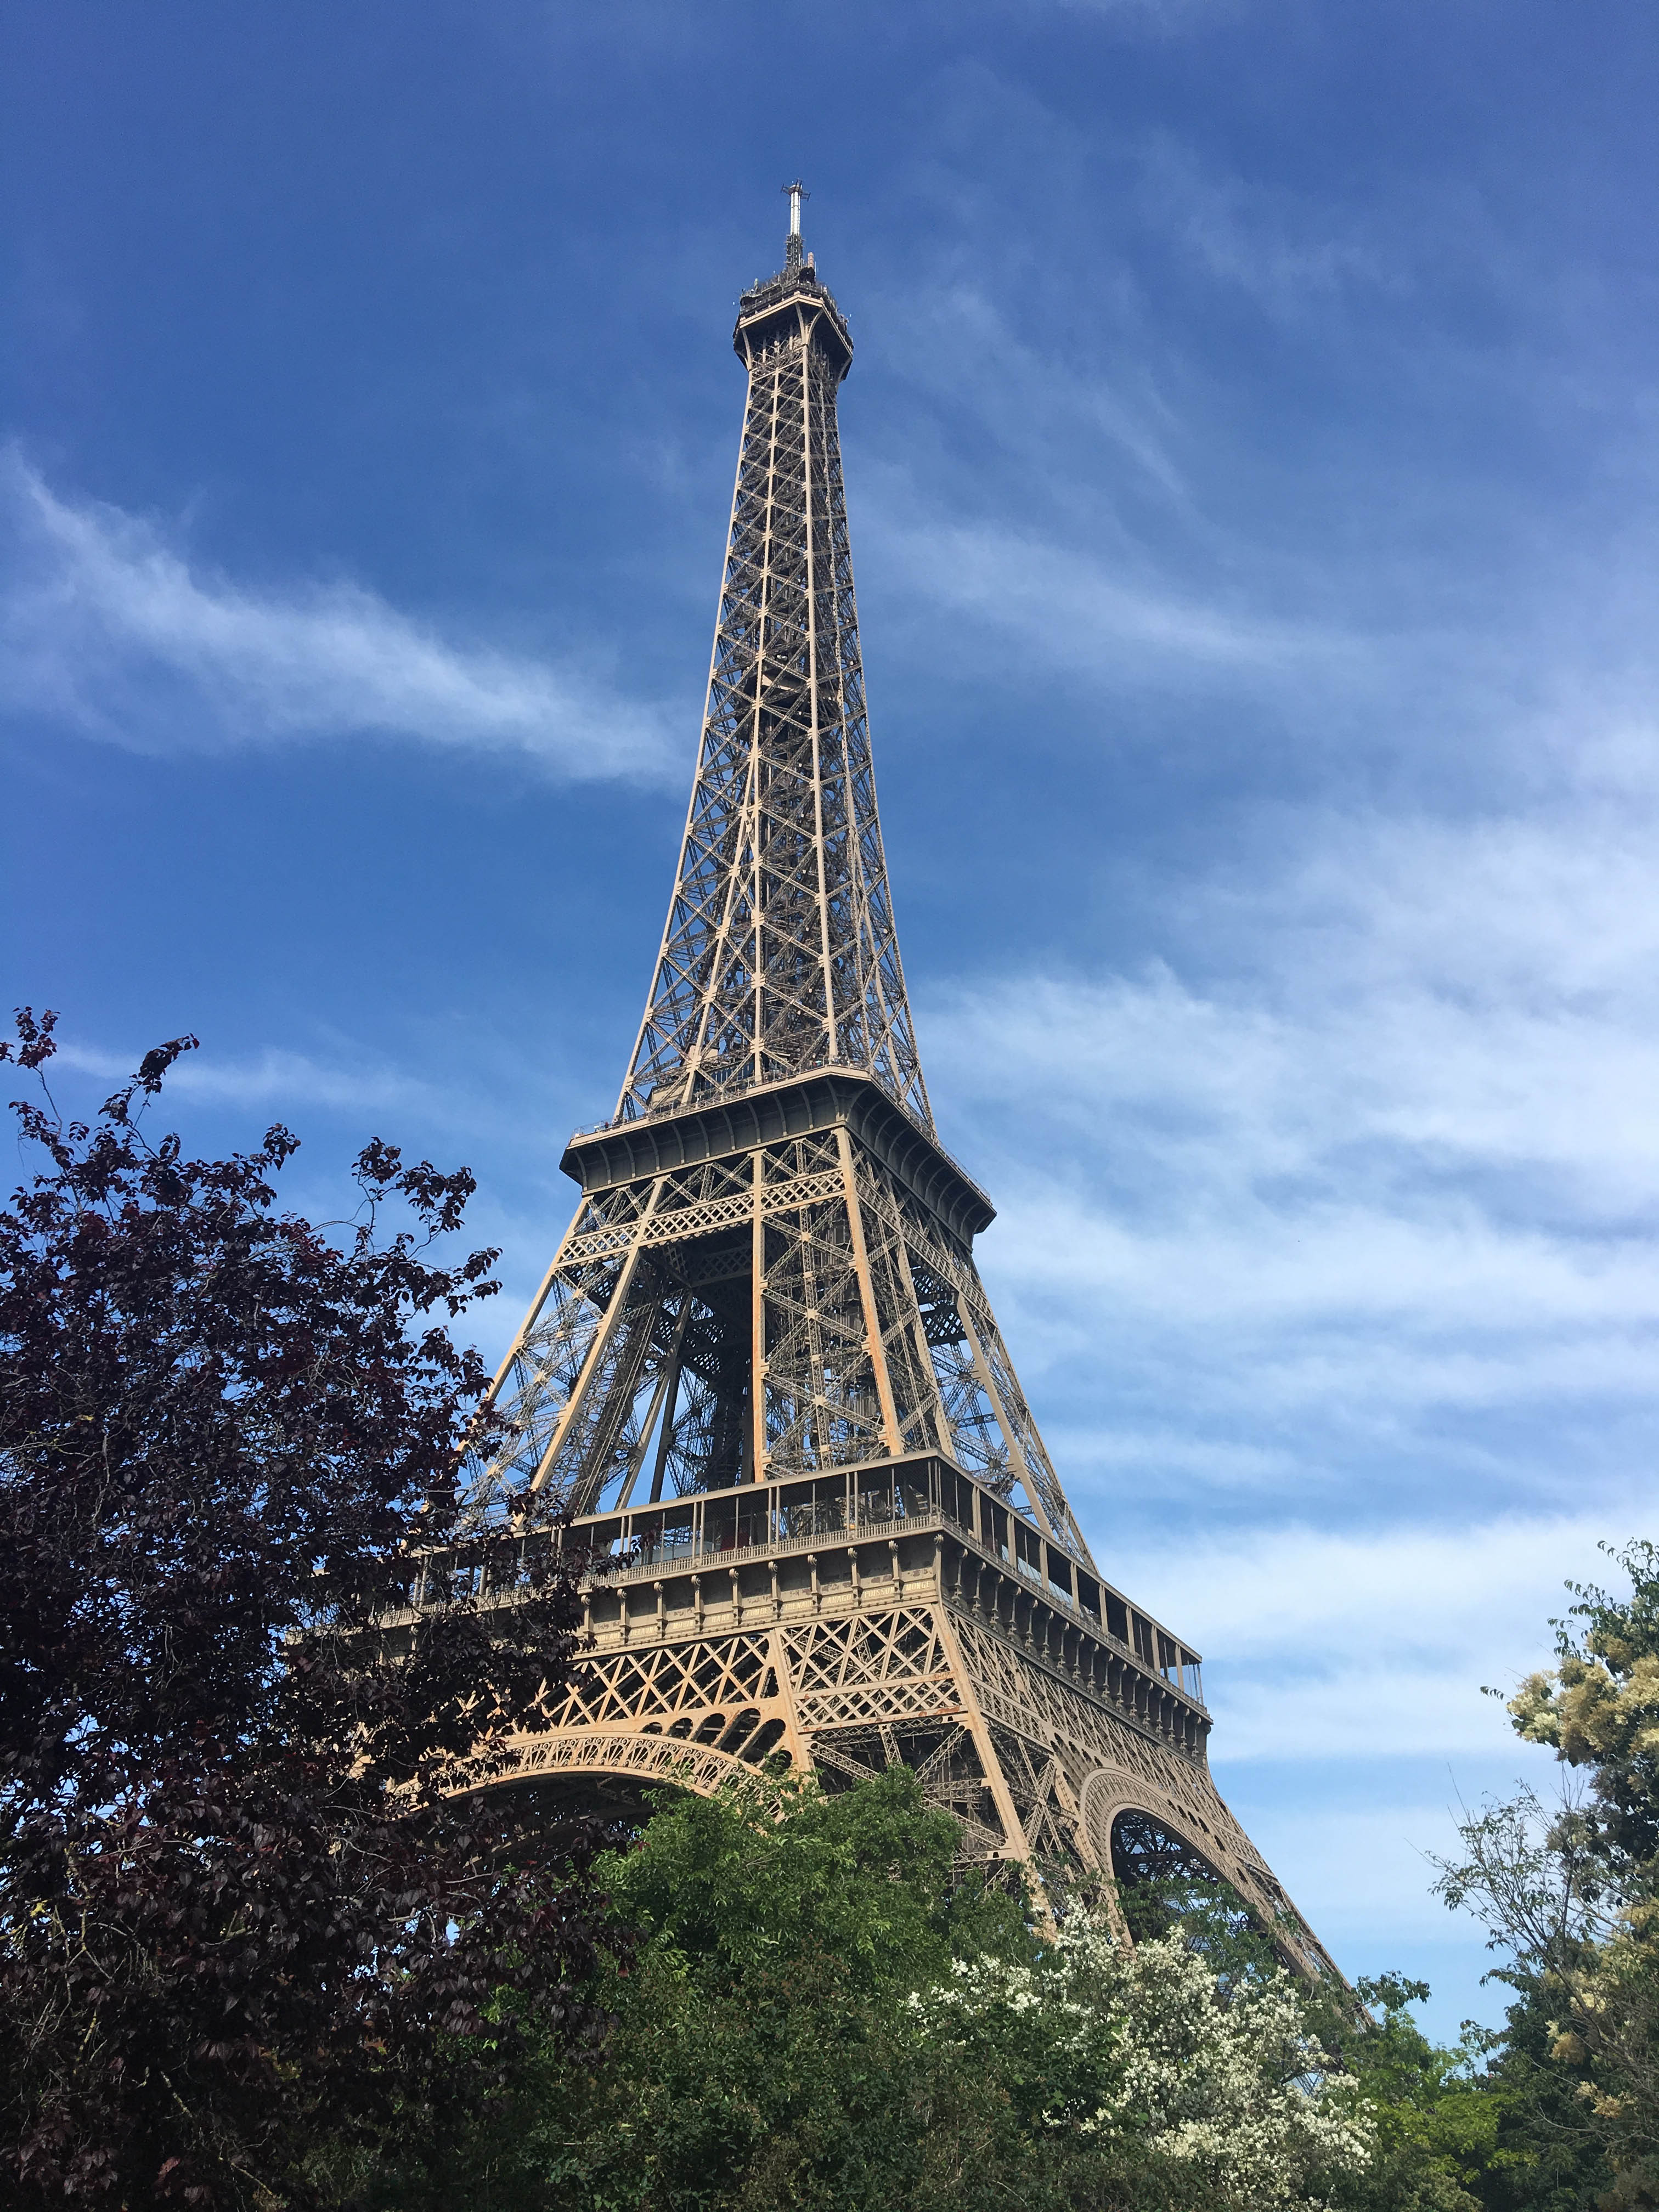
[444,1724,798,1821]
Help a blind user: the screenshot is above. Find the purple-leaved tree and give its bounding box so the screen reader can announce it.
[0,1010,610,2209]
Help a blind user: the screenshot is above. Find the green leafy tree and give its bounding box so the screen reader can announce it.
[1320,1975,1499,2212]
[361,1768,1398,2212]
[1476,1973,1615,2212]
[1434,1541,1659,2208]
[373,1770,1045,2211]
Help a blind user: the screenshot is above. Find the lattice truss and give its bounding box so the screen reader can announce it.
[785,1606,958,1726]
[550,1630,782,1734]
[498,1596,1316,1939]
[786,1601,1323,1959]
[455,238,1089,1560]
[616,268,929,1129]
[533,1612,1006,1857]
[947,1614,1331,1967]
[463,1126,1087,1561]
[545,1610,953,1737]
[814,1719,1007,1860]
[431,219,1340,1990]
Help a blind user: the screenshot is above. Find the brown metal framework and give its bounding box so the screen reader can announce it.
[433,202,1333,1972]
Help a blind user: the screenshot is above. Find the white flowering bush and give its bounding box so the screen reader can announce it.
[909,1909,1376,2210]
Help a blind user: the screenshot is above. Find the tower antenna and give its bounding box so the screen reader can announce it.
[782,178,809,272]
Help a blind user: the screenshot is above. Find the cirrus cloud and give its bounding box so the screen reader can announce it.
[0,453,678,780]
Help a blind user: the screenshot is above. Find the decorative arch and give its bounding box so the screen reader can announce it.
[1077,1767,1331,1979]
[442,1722,795,1807]
[1109,1805,1223,1889]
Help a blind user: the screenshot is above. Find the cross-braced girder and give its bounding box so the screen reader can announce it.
[617,262,928,1131]
[460,238,1086,1553]
[463,1120,1090,1562]
[428,211,1338,1987]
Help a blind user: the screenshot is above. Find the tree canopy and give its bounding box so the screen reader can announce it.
[1434,1542,1659,2208]
[0,1011,610,2209]
[353,1767,1381,2212]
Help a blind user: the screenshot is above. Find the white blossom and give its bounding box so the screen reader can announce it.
[909,1912,1374,2210]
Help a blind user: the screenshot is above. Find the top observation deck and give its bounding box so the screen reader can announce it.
[733,261,853,379]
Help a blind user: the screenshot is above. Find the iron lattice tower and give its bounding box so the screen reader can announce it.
[430,197,1332,1965]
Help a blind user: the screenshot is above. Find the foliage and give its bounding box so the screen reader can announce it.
[1432,1541,1659,2208]
[1113,1856,1287,1988]
[1318,1974,1497,2212]
[1108,1850,1494,2209]
[338,1634,1655,2212]
[354,1767,1396,2211]
[1511,1542,1659,1869]
[7,1001,1652,2212]
[0,1011,610,2210]
[1473,1973,1615,2212]
[911,1901,1374,2210]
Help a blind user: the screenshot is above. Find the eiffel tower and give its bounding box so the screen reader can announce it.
[436,188,1333,1971]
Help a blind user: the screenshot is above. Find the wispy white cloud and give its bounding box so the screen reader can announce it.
[1136,134,1408,314]
[856,263,1364,689]
[0,454,678,779]
[864,80,1659,784]
[1221,1797,1508,1957]
[51,1036,439,1115]
[876,280,1192,501]
[1000,0,1255,39]
[866,489,1364,685]
[929,767,1659,1467]
[1113,1514,1612,1760]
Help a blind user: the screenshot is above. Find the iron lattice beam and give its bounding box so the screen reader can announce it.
[429,203,1336,1982]
[616,256,928,1131]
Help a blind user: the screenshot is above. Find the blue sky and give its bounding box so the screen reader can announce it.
[6,0,1658,2035]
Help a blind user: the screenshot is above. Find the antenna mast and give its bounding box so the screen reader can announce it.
[782,177,808,271]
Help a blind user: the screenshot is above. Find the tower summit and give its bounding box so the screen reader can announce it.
[783,178,807,272]
[433,201,1333,1965]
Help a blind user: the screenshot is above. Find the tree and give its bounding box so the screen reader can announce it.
[362,1766,1388,2212]
[915,1899,1375,2211]
[371,1768,1043,2211]
[1317,1975,1503,2212]
[0,1010,611,2209]
[1432,1541,1659,2208]
[1510,1542,1659,1874]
